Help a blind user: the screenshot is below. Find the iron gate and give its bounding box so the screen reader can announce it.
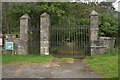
[29,23,90,57]
[50,24,90,58]
[29,25,40,55]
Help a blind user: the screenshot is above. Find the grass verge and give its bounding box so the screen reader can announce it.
[2,54,54,65]
[84,49,118,78]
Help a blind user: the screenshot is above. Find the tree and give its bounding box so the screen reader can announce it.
[2,2,118,37]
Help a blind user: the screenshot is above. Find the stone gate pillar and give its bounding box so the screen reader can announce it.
[40,12,50,55]
[90,10,99,55]
[20,14,31,54]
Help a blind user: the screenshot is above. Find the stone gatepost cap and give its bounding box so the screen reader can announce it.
[90,10,98,16]
[0,34,3,37]
[20,13,30,19]
[41,12,49,17]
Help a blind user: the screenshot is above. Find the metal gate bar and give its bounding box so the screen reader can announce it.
[50,24,90,58]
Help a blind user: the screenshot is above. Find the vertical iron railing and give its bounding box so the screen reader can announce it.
[50,23,90,58]
[30,25,40,55]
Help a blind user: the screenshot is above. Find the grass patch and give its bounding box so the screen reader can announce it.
[84,48,118,78]
[2,54,54,65]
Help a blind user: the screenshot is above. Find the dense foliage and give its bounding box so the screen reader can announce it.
[2,2,118,37]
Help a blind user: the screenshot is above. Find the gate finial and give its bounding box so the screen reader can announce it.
[41,12,49,17]
[90,10,98,16]
[20,13,30,19]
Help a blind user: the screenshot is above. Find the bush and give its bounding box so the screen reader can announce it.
[105,47,118,55]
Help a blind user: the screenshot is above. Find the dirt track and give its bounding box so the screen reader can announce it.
[2,59,102,78]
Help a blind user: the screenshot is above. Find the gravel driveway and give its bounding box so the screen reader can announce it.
[2,59,102,78]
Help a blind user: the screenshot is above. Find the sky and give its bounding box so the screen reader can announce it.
[112,0,120,12]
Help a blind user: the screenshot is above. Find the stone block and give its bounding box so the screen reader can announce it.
[40,12,50,55]
[19,14,31,54]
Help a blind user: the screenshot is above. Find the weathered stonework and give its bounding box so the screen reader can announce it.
[20,14,31,54]
[90,10,116,55]
[5,34,16,42]
[99,37,116,54]
[40,12,50,55]
[2,11,116,56]
[90,10,99,55]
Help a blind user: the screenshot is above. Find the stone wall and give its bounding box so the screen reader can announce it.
[90,10,116,55]
[2,14,31,54]
[98,37,116,54]
[90,37,116,55]
[13,38,24,54]
[2,11,116,56]
[2,34,29,54]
